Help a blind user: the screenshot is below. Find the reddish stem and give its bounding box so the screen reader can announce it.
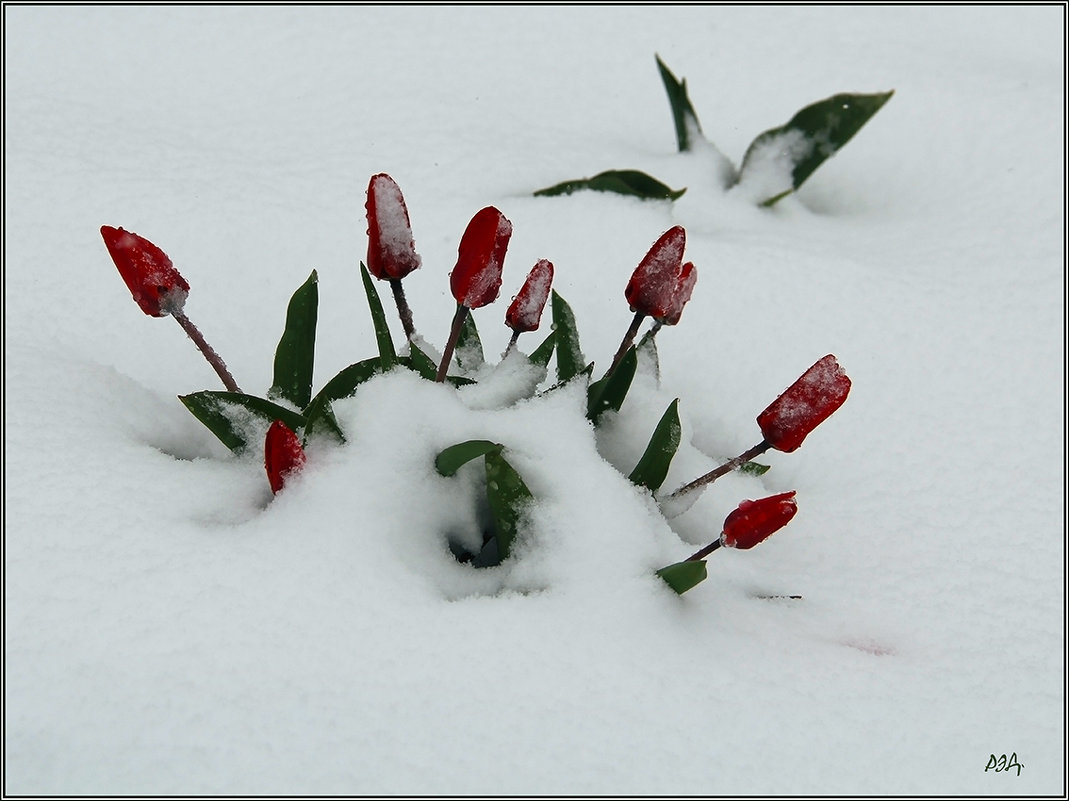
[686,538,723,562]
[503,329,521,359]
[172,310,241,392]
[436,304,469,382]
[390,278,416,342]
[667,440,773,500]
[607,310,646,377]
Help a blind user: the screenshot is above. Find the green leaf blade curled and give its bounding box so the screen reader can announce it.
[455,311,485,373]
[180,391,307,454]
[270,270,318,409]
[628,399,682,493]
[484,449,534,561]
[435,440,503,477]
[403,341,438,380]
[587,346,638,424]
[302,356,383,442]
[656,560,708,595]
[534,170,686,201]
[550,290,585,384]
[655,54,702,152]
[527,329,557,369]
[360,262,398,370]
[738,90,894,206]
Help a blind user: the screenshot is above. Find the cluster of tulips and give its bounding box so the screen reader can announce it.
[100,172,850,594]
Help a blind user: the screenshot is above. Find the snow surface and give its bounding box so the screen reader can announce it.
[4,5,1065,796]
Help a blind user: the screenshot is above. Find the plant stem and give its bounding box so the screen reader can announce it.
[172,310,241,392]
[390,278,416,342]
[607,310,646,377]
[686,538,722,562]
[667,440,772,500]
[503,329,521,359]
[436,304,469,383]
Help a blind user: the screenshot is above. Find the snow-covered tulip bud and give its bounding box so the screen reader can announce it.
[365,173,421,281]
[100,225,190,317]
[624,225,686,319]
[660,261,697,326]
[721,491,798,549]
[757,354,852,453]
[505,259,554,333]
[450,206,512,309]
[265,420,306,495]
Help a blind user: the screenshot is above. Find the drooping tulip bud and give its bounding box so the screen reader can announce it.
[100,225,190,317]
[661,261,697,326]
[505,259,554,333]
[624,225,686,319]
[365,173,422,281]
[450,206,512,309]
[721,491,798,549]
[757,355,852,453]
[265,420,306,495]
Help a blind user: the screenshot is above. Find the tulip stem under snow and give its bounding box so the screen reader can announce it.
[668,440,773,500]
[686,538,723,562]
[503,329,521,359]
[607,311,646,378]
[436,304,469,382]
[172,310,241,393]
[389,279,416,342]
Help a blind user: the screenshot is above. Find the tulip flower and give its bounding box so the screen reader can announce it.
[685,491,798,561]
[365,173,421,340]
[265,419,306,495]
[608,226,687,376]
[757,354,852,453]
[101,225,189,317]
[504,259,554,352]
[436,207,513,381]
[667,356,850,502]
[100,225,240,392]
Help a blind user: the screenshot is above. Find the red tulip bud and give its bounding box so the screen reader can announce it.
[721,491,798,549]
[505,259,554,333]
[100,225,190,317]
[265,420,306,495]
[365,173,421,281]
[757,354,852,453]
[451,206,512,308]
[661,261,697,326]
[624,225,686,319]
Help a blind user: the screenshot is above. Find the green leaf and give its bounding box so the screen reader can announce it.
[550,290,584,384]
[484,449,534,561]
[180,391,307,454]
[360,262,398,370]
[655,54,702,152]
[587,346,638,424]
[738,90,894,206]
[270,270,318,409]
[435,440,503,477]
[739,461,771,476]
[526,329,557,369]
[534,169,686,201]
[628,399,682,492]
[404,341,438,381]
[656,560,708,595]
[455,311,485,373]
[302,357,382,441]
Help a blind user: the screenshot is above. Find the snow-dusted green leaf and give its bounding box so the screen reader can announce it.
[180,391,307,454]
[534,169,685,201]
[628,399,681,492]
[551,290,585,383]
[656,54,702,152]
[656,560,708,594]
[738,91,894,206]
[435,440,503,477]
[360,262,397,370]
[270,270,318,409]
